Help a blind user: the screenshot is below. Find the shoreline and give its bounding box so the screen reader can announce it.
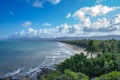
[0,42,83,80]
[61,42,88,55]
[0,41,97,80]
[61,42,85,53]
[61,42,97,58]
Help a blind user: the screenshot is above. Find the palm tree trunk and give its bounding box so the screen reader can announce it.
[91,53,92,60]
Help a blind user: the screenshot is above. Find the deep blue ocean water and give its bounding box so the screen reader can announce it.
[0,40,77,79]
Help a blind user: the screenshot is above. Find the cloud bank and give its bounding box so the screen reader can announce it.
[21,0,61,8]
[13,5,120,38]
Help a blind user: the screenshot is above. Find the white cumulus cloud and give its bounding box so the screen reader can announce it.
[73,5,119,18]
[14,23,83,38]
[12,5,120,38]
[73,5,120,28]
[43,22,52,27]
[21,0,61,8]
[22,21,32,27]
[66,13,71,18]
[91,18,110,30]
[112,14,120,25]
[96,0,104,4]
[48,0,61,5]
[32,1,42,8]
[14,14,120,38]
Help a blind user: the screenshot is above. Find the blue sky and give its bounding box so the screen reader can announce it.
[0,0,120,38]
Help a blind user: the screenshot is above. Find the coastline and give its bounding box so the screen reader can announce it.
[61,42,97,58]
[0,41,97,80]
[62,42,85,52]
[61,42,87,55]
[0,41,84,80]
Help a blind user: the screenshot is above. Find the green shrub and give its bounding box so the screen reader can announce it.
[95,71,120,80]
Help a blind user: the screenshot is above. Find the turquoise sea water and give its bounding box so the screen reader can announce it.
[0,40,77,79]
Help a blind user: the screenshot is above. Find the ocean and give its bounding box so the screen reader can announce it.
[0,40,78,79]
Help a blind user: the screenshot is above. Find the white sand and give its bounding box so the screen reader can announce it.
[62,42,97,58]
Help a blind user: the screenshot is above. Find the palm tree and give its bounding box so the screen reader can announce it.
[85,40,96,59]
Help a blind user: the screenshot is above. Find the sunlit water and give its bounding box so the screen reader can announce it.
[0,40,78,79]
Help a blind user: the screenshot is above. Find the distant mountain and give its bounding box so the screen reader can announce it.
[6,37,54,41]
[54,35,120,41]
[90,35,120,40]
[6,35,120,41]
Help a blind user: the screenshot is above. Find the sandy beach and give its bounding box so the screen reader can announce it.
[62,42,97,58]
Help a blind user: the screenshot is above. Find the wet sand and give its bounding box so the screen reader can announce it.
[62,42,97,58]
[61,42,85,53]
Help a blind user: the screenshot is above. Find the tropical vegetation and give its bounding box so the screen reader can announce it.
[39,39,120,80]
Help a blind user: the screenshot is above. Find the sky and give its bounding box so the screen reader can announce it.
[0,0,120,38]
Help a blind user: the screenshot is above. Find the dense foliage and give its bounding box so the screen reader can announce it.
[57,53,118,78]
[39,39,120,80]
[61,39,120,54]
[95,71,120,80]
[39,69,89,80]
